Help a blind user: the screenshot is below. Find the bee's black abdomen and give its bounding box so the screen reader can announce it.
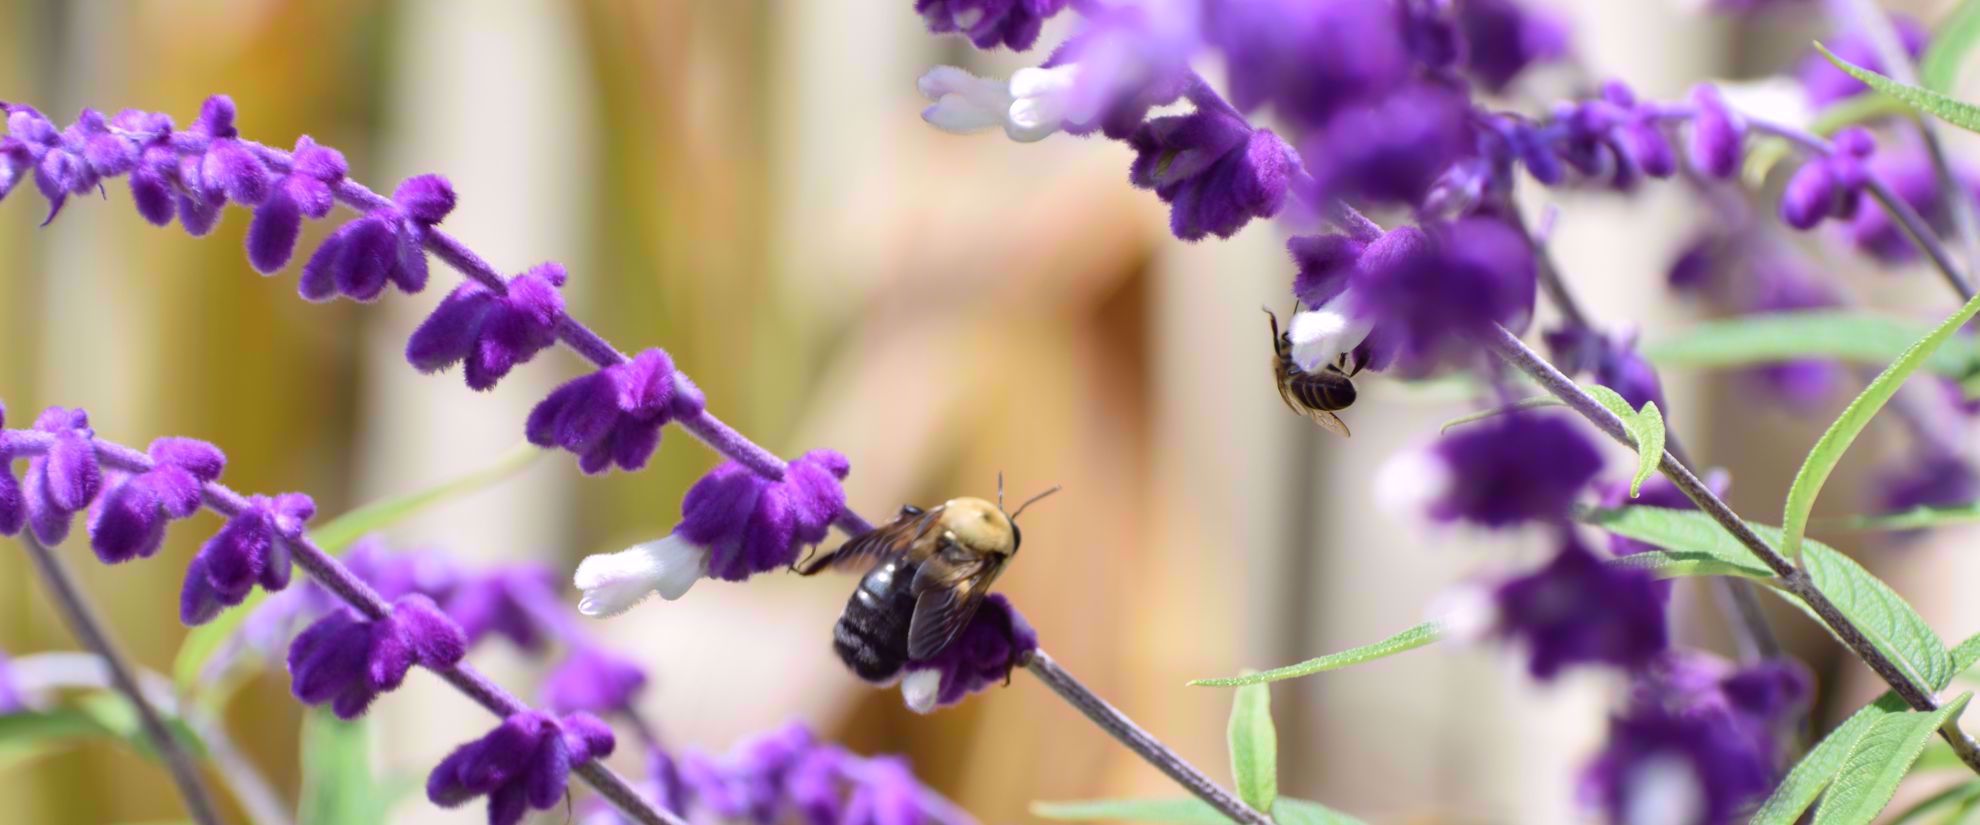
[832,558,918,683]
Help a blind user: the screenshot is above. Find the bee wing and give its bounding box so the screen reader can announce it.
[905,550,1005,661]
[794,508,939,575]
[1306,409,1351,438]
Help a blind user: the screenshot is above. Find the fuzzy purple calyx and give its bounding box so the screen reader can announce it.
[179,492,316,625]
[19,406,103,546]
[427,710,615,825]
[1495,537,1668,679]
[899,593,1037,712]
[679,449,851,581]
[525,348,707,474]
[406,262,569,391]
[287,594,468,719]
[914,0,1072,52]
[1127,107,1297,242]
[89,437,226,564]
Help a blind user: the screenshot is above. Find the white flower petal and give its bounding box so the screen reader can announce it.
[917,66,1014,135]
[1286,298,1372,373]
[1621,755,1705,825]
[1375,447,1452,522]
[901,669,943,714]
[572,534,709,617]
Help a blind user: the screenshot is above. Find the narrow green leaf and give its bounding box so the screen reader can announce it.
[1819,43,1980,132]
[1032,798,1366,825]
[1190,622,1442,687]
[1780,280,1980,566]
[1576,506,1776,579]
[71,692,204,760]
[1951,631,1980,673]
[1813,692,1972,825]
[0,708,116,771]
[1585,386,1664,497]
[1578,507,1953,691]
[173,442,544,690]
[1752,694,1911,825]
[300,709,378,825]
[1841,503,1980,531]
[1925,0,1980,92]
[1438,397,1564,433]
[1227,683,1277,812]
[1642,311,1980,377]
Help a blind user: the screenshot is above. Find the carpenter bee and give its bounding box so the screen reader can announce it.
[1265,307,1360,438]
[796,479,1058,683]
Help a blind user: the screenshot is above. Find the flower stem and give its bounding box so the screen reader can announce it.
[1022,650,1274,825]
[1480,322,1980,775]
[17,533,225,825]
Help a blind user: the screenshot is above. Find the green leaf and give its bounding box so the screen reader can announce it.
[1752,694,1910,825]
[71,692,204,760]
[300,709,379,825]
[173,442,544,691]
[1779,280,1980,566]
[1642,311,1980,377]
[0,708,116,772]
[1925,0,1980,92]
[1841,503,1980,531]
[1031,798,1366,825]
[1577,507,1953,691]
[1813,692,1972,825]
[1819,42,1980,132]
[1190,621,1443,687]
[1588,385,1663,497]
[1438,397,1564,433]
[1227,683,1277,812]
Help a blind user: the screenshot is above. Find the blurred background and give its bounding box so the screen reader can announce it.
[3,0,1980,823]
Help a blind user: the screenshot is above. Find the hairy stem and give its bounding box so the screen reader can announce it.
[17,533,226,825]
[1022,650,1274,825]
[1481,323,1980,775]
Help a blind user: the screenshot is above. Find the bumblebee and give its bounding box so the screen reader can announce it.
[797,482,1056,682]
[1265,307,1360,437]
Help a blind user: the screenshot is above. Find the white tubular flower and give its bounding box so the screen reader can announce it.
[900,669,943,714]
[1286,294,1373,373]
[1006,64,1084,143]
[917,66,1016,136]
[572,533,709,617]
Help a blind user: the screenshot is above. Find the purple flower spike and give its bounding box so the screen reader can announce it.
[297,174,454,303]
[22,406,103,546]
[1210,0,1412,130]
[915,0,1071,51]
[1127,108,1297,241]
[1303,83,1477,209]
[525,348,706,474]
[406,263,568,390]
[1348,220,1538,378]
[179,492,315,625]
[1455,0,1570,93]
[1416,412,1602,528]
[1289,233,1366,309]
[187,96,272,208]
[1687,85,1746,179]
[543,645,649,715]
[447,564,558,651]
[428,711,615,825]
[0,404,21,537]
[0,139,31,204]
[1781,127,1875,230]
[900,594,1036,713]
[89,437,226,564]
[287,595,468,719]
[1496,537,1668,679]
[247,136,348,273]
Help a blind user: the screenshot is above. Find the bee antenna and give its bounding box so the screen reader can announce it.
[1009,485,1062,521]
[998,471,1006,512]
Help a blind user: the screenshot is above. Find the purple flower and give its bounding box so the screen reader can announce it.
[1686,85,1747,180]
[428,710,616,825]
[1842,143,1980,263]
[900,593,1036,713]
[1126,107,1298,241]
[574,450,851,613]
[406,262,568,391]
[1780,127,1875,230]
[683,723,819,823]
[1208,0,1412,130]
[543,645,649,716]
[1300,83,1477,209]
[0,404,19,537]
[180,492,315,625]
[180,96,273,209]
[664,723,953,825]
[1495,537,1668,679]
[287,595,468,719]
[1417,412,1603,528]
[1013,2,1201,140]
[1454,0,1570,92]
[1876,453,1980,516]
[525,348,707,474]
[21,406,103,546]
[88,437,226,564]
[1799,15,1928,108]
[298,174,455,302]
[447,564,559,651]
[914,0,1071,51]
[0,137,31,205]
[247,136,347,273]
[0,650,20,714]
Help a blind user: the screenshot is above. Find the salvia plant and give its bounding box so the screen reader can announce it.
[19,0,1980,824]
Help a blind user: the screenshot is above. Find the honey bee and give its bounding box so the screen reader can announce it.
[796,479,1058,683]
[1265,307,1360,438]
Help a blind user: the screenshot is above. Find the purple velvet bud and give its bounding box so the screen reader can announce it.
[297,174,447,301]
[75,110,135,177]
[176,191,224,237]
[287,595,467,719]
[899,594,1036,712]
[1454,0,1569,92]
[22,407,102,546]
[1289,234,1366,309]
[247,136,348,273]
[406,263,568,390]
[1496,537,1668,679]
[1413,412,1603,528]
[1799,15,1928,107]
[1780,160,1838,230]
[88,437,225,564]
[428,711,615,825]
[1687,85,1746,179]
[543,645,649,715]
[1301,83,1477,208]
[179,492,314,625]
[393,174,456,225]
[525,348,706,474]
[1127,108,1297,241]
[682,450,852,582]
[914,0,1072,51]
[446,564,558,651]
